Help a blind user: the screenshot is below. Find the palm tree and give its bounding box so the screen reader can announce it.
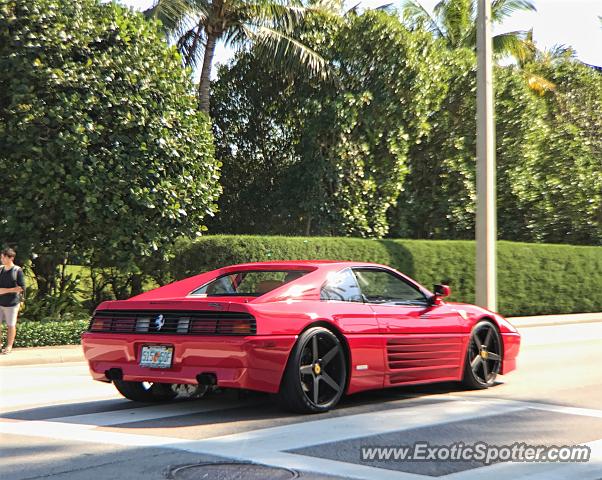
[400,0,536,60]
[146,0,332,113]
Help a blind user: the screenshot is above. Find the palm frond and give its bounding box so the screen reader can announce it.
[400,0,444,37]
[514,28,536,67]
[221,23,251,49]
[375,3,396,13]
[146,0,194,32]
[238,0,308,33]
[492,30,532,61]
[189,0,213,19]
[545,43,576,60]
[344,2,361,15]
[434,0,472,48]
[247,25,332,81]
[176,25,206,67]
[491,0,536,24]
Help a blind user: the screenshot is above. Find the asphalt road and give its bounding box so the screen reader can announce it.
[1,322,601,480]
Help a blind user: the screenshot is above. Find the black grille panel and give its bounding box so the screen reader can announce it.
[89,310,256,335]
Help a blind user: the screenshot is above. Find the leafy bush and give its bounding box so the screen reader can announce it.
[19,267,89,322]
[2,320,89,348]
[169,235,602,317]
[20,292,89,323]
[0,0,221,296]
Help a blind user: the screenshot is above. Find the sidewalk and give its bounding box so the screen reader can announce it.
[1,313,600,367]
[508,312,602,328]
[0,344,84,367]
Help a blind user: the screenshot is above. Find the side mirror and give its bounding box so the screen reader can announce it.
[431,284,451,306]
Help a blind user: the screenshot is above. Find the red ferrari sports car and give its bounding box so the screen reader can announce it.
[82,260,520,413]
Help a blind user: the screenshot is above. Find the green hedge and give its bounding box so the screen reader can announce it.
[2,320,88,348]
[170,235,602,317]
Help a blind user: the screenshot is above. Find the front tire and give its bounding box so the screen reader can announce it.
[462,320,503,389]
[113,380,177,402]
[279,327,347,413]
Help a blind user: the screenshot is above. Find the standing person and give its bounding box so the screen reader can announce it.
[0,248,25,354]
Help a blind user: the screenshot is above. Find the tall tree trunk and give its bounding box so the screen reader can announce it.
[198,33,218,113]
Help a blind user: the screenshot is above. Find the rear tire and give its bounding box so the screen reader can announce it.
[279,327,347,413]
[113,380,177,402]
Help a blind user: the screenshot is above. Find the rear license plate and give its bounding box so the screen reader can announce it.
[140,345,173,369]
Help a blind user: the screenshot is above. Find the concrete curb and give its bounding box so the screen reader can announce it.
[1,313,600,366]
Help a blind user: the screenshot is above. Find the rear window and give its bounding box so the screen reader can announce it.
[190,270,311,297]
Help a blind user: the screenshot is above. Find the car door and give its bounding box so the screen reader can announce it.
[320,268,386,392]
[351,267,469,385]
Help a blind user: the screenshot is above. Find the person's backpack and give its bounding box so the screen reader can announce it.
[0,265,25,308]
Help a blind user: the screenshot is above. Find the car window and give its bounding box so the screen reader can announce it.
[191,270,310,296]
[321,268,363,302]
[353,268,427,305]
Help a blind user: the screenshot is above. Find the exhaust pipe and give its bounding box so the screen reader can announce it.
[105,368,123,381]
[196,373,217,386]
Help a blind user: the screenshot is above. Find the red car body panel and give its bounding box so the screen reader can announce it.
[82,261,520,395]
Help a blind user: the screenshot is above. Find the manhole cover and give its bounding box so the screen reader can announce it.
[169,462,298,480]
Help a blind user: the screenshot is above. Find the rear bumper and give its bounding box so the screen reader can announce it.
[81,333,297,393]
[501,332,520,375]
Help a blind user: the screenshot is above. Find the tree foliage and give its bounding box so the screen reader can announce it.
[210,9,601,246]
[0,0,222,294]
[515,59,602,244]
[211,11,449,237]
[391,54,549,242]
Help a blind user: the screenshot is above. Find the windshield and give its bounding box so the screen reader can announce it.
[190,270,311,297]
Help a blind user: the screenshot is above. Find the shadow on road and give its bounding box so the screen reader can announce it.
[1,381,473,426]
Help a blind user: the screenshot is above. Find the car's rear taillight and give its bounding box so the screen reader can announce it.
[219,319,255,335]
[232,320,254,334]
[89,317,106,332]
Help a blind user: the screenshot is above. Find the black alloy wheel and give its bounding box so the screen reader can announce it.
[462,320,503,389]
[280,327,347,413]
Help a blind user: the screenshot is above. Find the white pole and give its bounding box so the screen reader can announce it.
[476,0,497,311]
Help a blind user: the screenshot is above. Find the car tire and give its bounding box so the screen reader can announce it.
[462,320,503,389]
[279,326,347,413]
[113,380,178,402]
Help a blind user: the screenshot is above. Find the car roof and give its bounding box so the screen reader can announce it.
[221,260,386,270]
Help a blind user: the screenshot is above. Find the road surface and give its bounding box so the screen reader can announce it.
[1,322,601,480]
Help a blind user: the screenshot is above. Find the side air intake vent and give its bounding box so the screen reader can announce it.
[387,336,463,383]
